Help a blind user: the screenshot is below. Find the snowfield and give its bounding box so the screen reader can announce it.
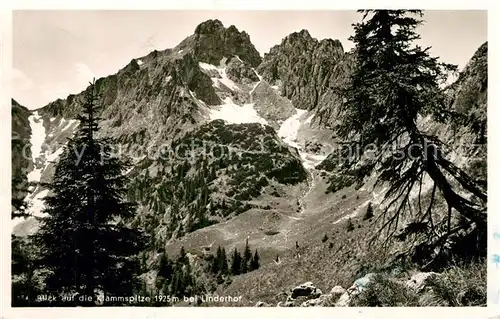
[28,111,46,173]
[278,109,307,149]
[208,97,268,125]
[277,108,326,169]
[12,115,79,230]
[198,62,240,91]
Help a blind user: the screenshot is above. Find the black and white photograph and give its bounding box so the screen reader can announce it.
[10,9,488,308]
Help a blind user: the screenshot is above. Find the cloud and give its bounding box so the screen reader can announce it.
[75,62,95,83]
[12,68,34,91]
[40,82,71,103]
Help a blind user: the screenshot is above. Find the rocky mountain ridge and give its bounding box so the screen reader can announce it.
[11,18,487,306]
[11,19,336,239]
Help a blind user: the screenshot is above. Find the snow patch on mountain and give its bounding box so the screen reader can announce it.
[278,109,307,149]
[252,68,262,81]
[12,116,80,230]
[300,153,327,169]
[199,62,240,91]
[61,119,79,132]
[277,109,328,169]
[199,62,218,72]
[28,111,46,171]
[249,81,260,96]
[208,97,268,125]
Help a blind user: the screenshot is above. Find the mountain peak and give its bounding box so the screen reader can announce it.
[194,19,225,35]
[298,29,312,38]
[191,19,262,67]
[286,29,314,42]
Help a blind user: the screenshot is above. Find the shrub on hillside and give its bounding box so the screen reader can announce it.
[363,202,374,220]
[346,218,355,232]
[350,274,420,307]
[423,260,486,306]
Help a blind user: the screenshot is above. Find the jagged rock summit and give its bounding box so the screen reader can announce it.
[258,28,349,111]
[11,15,487,308]
[190,19,262,67]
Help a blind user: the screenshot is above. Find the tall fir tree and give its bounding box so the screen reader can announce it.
[334,10,486,245]
[230,248,242,275]
[211,246,223,274]
[11,236,38,306]
[220,247,229,275]
[33,80,145,305]
[158,252,173,281]
[177,246,188,264]
[249,249,260,271]
[241,238,252,274]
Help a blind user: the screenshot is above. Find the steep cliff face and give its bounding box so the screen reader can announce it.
[191,19,262,67]
[423,42,487,181]
[448,42,487,120]
[257,30,350,112]
[12,20,309,240]
[11,99,32,213]
[12,19,487,306]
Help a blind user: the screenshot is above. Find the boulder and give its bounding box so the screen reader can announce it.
[283,300,295,307]
[300,298,322,307]
[330,285,346,300]
[255,301,271,307]
[405,272,440,293]
[300,293,335,307]
[353,273,376,291]
[291,281,322,299]
[335,273,376,307]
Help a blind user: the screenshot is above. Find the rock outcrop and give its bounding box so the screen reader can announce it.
[226,56,260,84]
[405,272,439,293]
[255,301,271,307]
[250,80,296,125]
[11,99,32,212]
[192,19,262,67]
[257,29,351,113]
[290,281,322,299]
[268,281,344,307]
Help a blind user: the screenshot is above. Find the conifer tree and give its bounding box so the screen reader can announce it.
[322,234,329,243]
[230,248,242,275]
[241,238,252,274]
[178,246,188,264]
[11,176,29,218]
[158,252,173,280]
[220,247,229,275]
[346,218,355,232]
[33,80,145,305]
[249,250,260,271]
[334,10,486,244]
[211,246,222,274]
[363,202,374,220]
[170,264,183,297]
[11,236,38,306]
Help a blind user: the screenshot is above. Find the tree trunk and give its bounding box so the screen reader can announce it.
[424,146,486,230]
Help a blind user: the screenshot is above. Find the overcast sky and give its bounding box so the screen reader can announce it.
[12,10,487,109]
